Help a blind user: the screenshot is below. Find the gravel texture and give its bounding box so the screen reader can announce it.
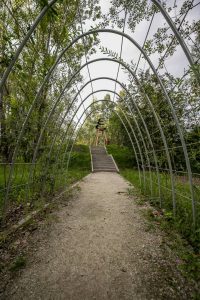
[3,172,193,299]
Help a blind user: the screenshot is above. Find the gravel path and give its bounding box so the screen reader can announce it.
[4,172,192,299]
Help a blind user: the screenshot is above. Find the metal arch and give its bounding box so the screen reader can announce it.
[4,30,194,221]
[44,90,146,190]
[47,76,161,199]
[48,88,164,202]
[31,57,171,177]
[65,103,141,183]
[0,0,57,91]
[6,56,174,214]
[57,99,143,187]
[27,50,176,208]
[151,0,195,67]
[0,0,196,92]
[4,29,195,179]
[59,99,144,185]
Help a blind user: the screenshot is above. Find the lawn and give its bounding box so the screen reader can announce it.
[0,144,91,216]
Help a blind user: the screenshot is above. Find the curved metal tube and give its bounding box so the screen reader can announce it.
[6,56,173,214]
[30,56,170,185]
[49,92,146,189]
[151,0,195,67]
[4,30,194,222]
[0,0,195,92]
[65,105,140,183]
[47,76,161,198]
[57,99,143,187]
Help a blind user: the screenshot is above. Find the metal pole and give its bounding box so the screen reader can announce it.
[4,30,194,222]
[58,100,142,187]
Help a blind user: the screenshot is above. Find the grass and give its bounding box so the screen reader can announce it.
[107,145,200,251]
[0,144,91,217]
[68,144,91,169]
[108,143,200,286]
[121,169,200,248]
[9,255,26,272]
[107,144,136,169]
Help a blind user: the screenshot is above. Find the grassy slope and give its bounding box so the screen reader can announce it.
[64,144,91,185]
[108,144,200,286]
[0,144,91,215]
[107,144,200,249]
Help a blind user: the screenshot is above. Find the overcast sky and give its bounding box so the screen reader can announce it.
[73,0,200,124]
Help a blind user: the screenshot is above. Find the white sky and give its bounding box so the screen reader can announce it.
[73,0,200,125]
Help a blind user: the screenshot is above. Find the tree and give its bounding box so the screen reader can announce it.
[0,0,101,162]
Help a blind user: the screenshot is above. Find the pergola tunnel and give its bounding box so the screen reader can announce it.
[0,0,199,248]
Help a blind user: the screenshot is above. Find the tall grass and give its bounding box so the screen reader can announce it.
[0,144,91,216]
[108,145,200,250]
[107,144,136,169]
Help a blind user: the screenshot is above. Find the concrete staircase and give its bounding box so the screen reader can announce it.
[90,146,119,173]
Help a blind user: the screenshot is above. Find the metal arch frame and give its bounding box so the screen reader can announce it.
[6,56,174,215]
[44,92,145,191]
[65,103,143,180]
[57,99,143,187]
[8,56,173,210]
[2,30,195,172]
[0,0,195,91]
[46,76,161,199]
[47,88,167,205]
[3,30,195,222]
[59,92,145,185]
[28,54,176,208]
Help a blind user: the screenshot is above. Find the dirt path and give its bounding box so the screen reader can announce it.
[4,172,192,299]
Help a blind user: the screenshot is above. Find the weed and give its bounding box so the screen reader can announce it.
[144,222,156,232]
[9,255,26,272]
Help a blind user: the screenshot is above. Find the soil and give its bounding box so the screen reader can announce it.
[1,172,195,299]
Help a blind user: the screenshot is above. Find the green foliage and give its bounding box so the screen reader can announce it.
[68,144,91,169]
[107,138,200,250]
[107,144,136,169]
[121,168,200,250]
[0,144,91,216]
[9,255,26,272]
[185,126,200,173]
[180,252,200,282]
[0,0,101,217]
[140,202,200,285]
[0,0,101,164]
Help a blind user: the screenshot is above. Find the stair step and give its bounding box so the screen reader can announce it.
[90,146,119,173]
[93,169,117,172]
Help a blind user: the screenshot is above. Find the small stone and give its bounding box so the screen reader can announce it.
[121,267,127,272]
